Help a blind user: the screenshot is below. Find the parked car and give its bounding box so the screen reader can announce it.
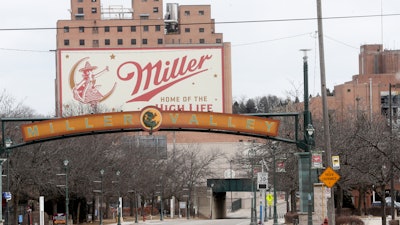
[385,197,400,208]
[372,197,400,208]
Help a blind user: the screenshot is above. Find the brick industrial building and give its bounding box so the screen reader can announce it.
[55,0,232,115]
[310,44,400,124]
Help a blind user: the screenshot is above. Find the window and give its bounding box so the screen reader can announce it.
[131,39,137,45]
[140,15,149,20]
[216,38,222,43]
[185,28,190,33]
[93,40,99,47]
[92,0,97,2]
[105,39,110,45]
[78,0,83,2]
[118,39,123,45]
[142,0,147,1]
[64,40,70,46]
[92,27,98,34]
[64,26,69,33]
[78,8,84,14]
[117,26,123,32]
[142,39,148,45]
[199,39,205,44]
[199,10,204,15]
[91,8,97,13]
[143,25,149,32]
[157,39,163,44]
[79,39,85,46]
[75,15,84,20]
[153,7,159,13]
[184,11,190,16]
[131,26,136,32]
[105,26,110,32]
[79,26,85,33]
[199,28,204,33]
[155,25,161,32]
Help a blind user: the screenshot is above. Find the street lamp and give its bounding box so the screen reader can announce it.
[135,192,139,223]
[100,169,104,225]
[63,160,69,225]
[229,160,233,212]
[116,170,121,225]
[248,148,257,225]
[306,125,314,225]
[127,190,139,224]
[158,177,164,221]
[0,145,6,224]
[272,144,278,225]
[209,183,214,219]
[296,49,315,225]
[4,138,12,225]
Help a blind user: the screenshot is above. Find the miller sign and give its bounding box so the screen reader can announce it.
[58,47,224,116]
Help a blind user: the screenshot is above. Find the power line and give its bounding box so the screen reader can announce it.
[0,12,399,32]
[0,47,50,53]
[233,33,312,47]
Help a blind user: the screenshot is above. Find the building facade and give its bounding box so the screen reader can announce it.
[55,0,232,115]
[311,44,400,125]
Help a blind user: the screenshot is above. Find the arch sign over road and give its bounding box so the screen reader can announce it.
[21,107,280,142]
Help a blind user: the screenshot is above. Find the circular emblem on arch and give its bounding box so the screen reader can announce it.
[140,106,162,132]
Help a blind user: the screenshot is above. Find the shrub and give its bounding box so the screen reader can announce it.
[335,216,364,225]
[284,212,299,224]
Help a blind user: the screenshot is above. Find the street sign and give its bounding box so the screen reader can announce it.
[319,166,340,188]
[3,192,11,201]
[266,194,273,206]
[257,172,268,189]
[332,156,340,170]
[312,152,323,169]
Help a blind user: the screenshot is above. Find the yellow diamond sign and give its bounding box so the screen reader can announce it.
[319,166,340,188]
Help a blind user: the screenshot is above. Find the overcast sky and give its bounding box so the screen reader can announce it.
[1,0,399,115]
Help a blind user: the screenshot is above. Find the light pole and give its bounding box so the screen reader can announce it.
[272,145,278,225]
[0,158,5,224]
[100,169,104,225]
[229,160,233,211]
[63,160,69,225]
[159,177,164,221]
[116,170,121,225]
[186,185,190,220]
[209,183,214,219]
[4,138,12,225]
[127,190,139,223]
[135,192,139,223]
[306,125,315,225]
[248,148,257,225]
[296,49,315,225]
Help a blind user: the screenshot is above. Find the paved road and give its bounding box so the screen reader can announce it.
[108,205,286,225]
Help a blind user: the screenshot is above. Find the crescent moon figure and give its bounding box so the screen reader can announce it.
[68,57,116,105]
[69,57,89,90]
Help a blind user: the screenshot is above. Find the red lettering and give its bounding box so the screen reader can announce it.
[116,55,213,102]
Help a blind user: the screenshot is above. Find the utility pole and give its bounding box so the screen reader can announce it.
[316,1,334,225]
